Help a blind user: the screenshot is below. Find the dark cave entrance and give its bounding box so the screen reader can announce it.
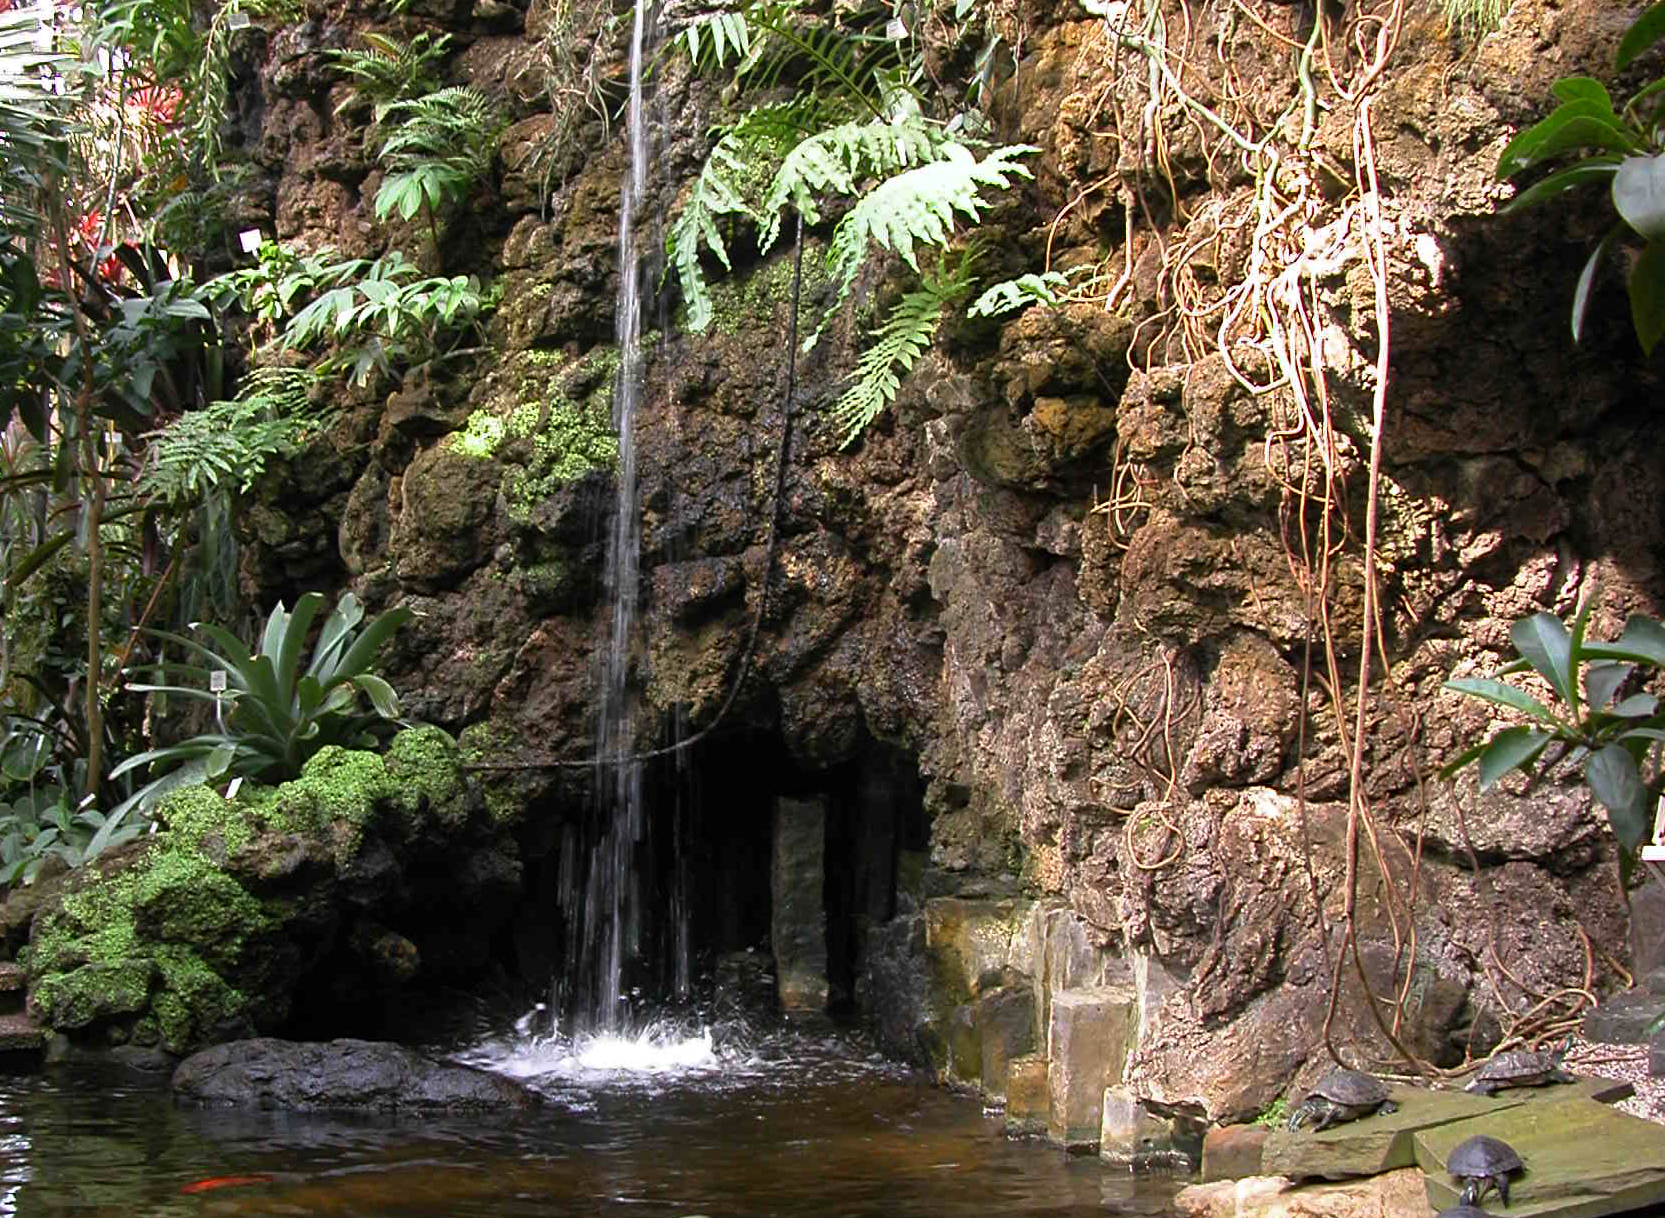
[513,722,929,1027]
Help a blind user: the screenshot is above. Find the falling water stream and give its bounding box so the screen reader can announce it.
[555,0,691,1042]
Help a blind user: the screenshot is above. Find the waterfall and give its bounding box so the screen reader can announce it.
[554,0,691,1037]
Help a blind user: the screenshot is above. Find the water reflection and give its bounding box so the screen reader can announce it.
[0,1031,1185,1217]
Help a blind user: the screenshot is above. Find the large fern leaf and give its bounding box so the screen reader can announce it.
[666,101,816,331]
[810,142,1035,349]
[756,113,946,254]
[828,257,975,448]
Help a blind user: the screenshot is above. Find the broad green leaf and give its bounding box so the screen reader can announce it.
[334,605,413,682]
[1478,726,1553,790]
[261,599,291,664]
[1572,229,1616,341]
[309,593,366,680]
[297,674,325,720]
[1629,237,1665,354]
[1497,104,1642,178]
[1614,155,1665,240]
[1584,660,1632,711]
[1584,615,1665,667]
[1617,0,1665,70]
[84,808,135,861]
[273,593,325,702]
[1610,693,1660,718]
[1511,612,1577,711]
[1587,743,1652,852]
[1553,76,1613,108]
[1442,677,1559,724]
[352,673,401,718]
[1437,736,1492,780]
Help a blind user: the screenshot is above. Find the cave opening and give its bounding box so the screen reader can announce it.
[519,721,929,1030]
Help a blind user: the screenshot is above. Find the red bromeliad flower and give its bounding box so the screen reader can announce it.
[72,211,125,283]
[129,84,181,124]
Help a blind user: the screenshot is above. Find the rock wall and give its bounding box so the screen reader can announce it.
[225,0,1659,1140]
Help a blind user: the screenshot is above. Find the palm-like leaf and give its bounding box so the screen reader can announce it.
[113,593,412,814]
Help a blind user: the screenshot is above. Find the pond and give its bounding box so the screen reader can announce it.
[0,1027,1187,1217]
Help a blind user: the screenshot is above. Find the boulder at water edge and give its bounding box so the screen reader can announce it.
[172,1037,539,1112]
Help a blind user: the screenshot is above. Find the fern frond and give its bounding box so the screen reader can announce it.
[736,5,899,119]
[757,113,946,254]
[967,269,1073,318]
[679,10,753,71]
[325,32,451,122]
[143,366,322,504]
[378,86,498,178]
[666,139,751,332]
[827,257,974,448]
[666,101,816,332]
[812,142,1035,349]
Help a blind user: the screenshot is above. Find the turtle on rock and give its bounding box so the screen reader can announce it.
[1285,1067,1398,1131]
[1464,1046,1575,1096]
[1448,1133,1525,1206]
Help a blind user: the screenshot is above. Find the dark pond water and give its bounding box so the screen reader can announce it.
[0,1028,1186,1217]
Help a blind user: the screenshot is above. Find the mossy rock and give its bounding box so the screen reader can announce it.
[384,725,469,828]
[28,958,156,1029]
[130,851,272,974]
[20,730,490,1053]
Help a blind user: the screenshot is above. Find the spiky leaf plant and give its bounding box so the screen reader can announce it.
[110,592,412,814]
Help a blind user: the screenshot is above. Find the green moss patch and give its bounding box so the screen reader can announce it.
[450,347,620,521]
[384,725,468,827]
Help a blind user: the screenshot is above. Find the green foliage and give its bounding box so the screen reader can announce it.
[142,366,322,504]
[756,113,949,255]
[204,240,355,337]
[1441,601,1665,887]
[829,254,975,448]
[179,0,302,179]
[373,87,501,226]
[324,31,451,122]
[666,0,1037,442]
[677,10,754,70]
[666,101,821,330]
[967,269,1077,318]
[110,592,413,815]
[1496,0,1665,352]
[1254,1097,1289,1128]
[0,783,145,888]
[208,245,497,387]
[814,141,1034,348]
[1439,0,1507,38]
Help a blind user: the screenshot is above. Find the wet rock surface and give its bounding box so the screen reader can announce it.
[172,1038,540,1111]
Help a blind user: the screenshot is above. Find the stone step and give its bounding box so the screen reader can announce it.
[1263,1074,1635,1182]
[0,962,23,1018]
[0,1010,45,1071]
[1416,1097,1665,1216]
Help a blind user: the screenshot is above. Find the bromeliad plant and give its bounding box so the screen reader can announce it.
[1495,0,1665,352]
[110,592,413,815]
[1441,602,1665,884]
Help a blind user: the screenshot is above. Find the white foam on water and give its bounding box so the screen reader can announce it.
[462,1017,723,1086]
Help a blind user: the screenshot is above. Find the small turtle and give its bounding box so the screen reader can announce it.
[1448,1133,1525,1206]
[1285,1067,1399,1131]
[1463,1047,1575,1096]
